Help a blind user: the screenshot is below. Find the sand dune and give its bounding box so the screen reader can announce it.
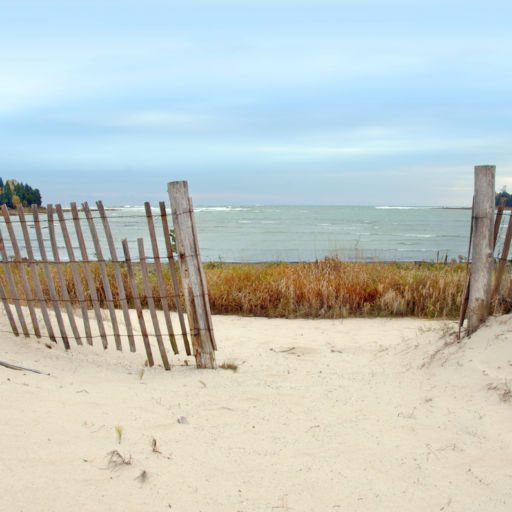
[1,307,511,511]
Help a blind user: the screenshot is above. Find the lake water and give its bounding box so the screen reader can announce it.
[194,205,474,262]
[0,204,479,263]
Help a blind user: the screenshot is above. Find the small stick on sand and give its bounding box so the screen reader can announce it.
[0,360,50,375]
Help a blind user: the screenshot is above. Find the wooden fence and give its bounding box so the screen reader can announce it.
[0,181,217,369]
[458,165,512,338]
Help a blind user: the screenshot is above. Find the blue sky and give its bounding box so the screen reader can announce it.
[1,0,511,206]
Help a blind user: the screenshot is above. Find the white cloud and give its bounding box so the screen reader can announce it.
[105,111,215,129]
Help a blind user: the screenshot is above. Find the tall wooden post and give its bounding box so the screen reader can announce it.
[168,181,216,369]
[467,165,495,335]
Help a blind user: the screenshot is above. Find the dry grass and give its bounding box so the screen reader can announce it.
[0,261,180,311]
[205,259,512,319]
[218,359,238,372]
[2,257,512,320]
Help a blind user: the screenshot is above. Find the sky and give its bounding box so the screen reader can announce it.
[1,0,511,206]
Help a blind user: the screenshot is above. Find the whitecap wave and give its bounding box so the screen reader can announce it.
[195,206,248,212]
[375,206,434,210]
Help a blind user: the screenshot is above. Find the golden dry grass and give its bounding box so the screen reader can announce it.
[204,259,472,319]
[1,257,511,319]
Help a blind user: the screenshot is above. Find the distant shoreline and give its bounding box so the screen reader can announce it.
[1,205,481,214]
[2,206,117,216]
[2,206,49,216]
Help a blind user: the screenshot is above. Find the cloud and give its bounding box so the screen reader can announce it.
[1,0,511,205]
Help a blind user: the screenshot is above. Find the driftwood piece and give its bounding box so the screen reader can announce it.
[0,360,50,375]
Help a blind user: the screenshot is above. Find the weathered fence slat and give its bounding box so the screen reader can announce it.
[159,201,191,355]
[54,204,94,345]
[122,239,154,366]
[31,205,71,348]
[188,196,216,350]
[0,269,19,336]
[97,201,136,352]
[0,225,29,336]
[0,195,212,370]
[467,165,495,335]
[69,203,108,348]
[144,202,179,354]
[458,199,474,339]
[491,212,512,306]
[493,196,508,250]
[168,181,216,369]
[1,204,42,338]
[16,206,57,343]
[138,238,170,370]
[82,202,122,350]
[46,204,83,345]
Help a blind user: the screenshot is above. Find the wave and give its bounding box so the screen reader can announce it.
[195,206,248,212]
[375,206,434,210]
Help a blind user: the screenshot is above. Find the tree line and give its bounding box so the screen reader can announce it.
[496,189,512,207]
[0,177,42,208]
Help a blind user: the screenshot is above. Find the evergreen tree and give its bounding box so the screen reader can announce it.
[1,184,13,208]
[32,188,42,207]
[0,178,42,207]
[496,188,512,207]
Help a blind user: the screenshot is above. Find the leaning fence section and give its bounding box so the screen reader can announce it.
[0,184,216,370]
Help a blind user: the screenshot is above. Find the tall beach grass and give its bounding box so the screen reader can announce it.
[1,257,511,320]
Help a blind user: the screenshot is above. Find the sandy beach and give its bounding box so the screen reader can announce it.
[1,307,512,511]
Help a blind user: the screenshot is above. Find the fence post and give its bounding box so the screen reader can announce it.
[467,165,495,335]
[168,181,216,369]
